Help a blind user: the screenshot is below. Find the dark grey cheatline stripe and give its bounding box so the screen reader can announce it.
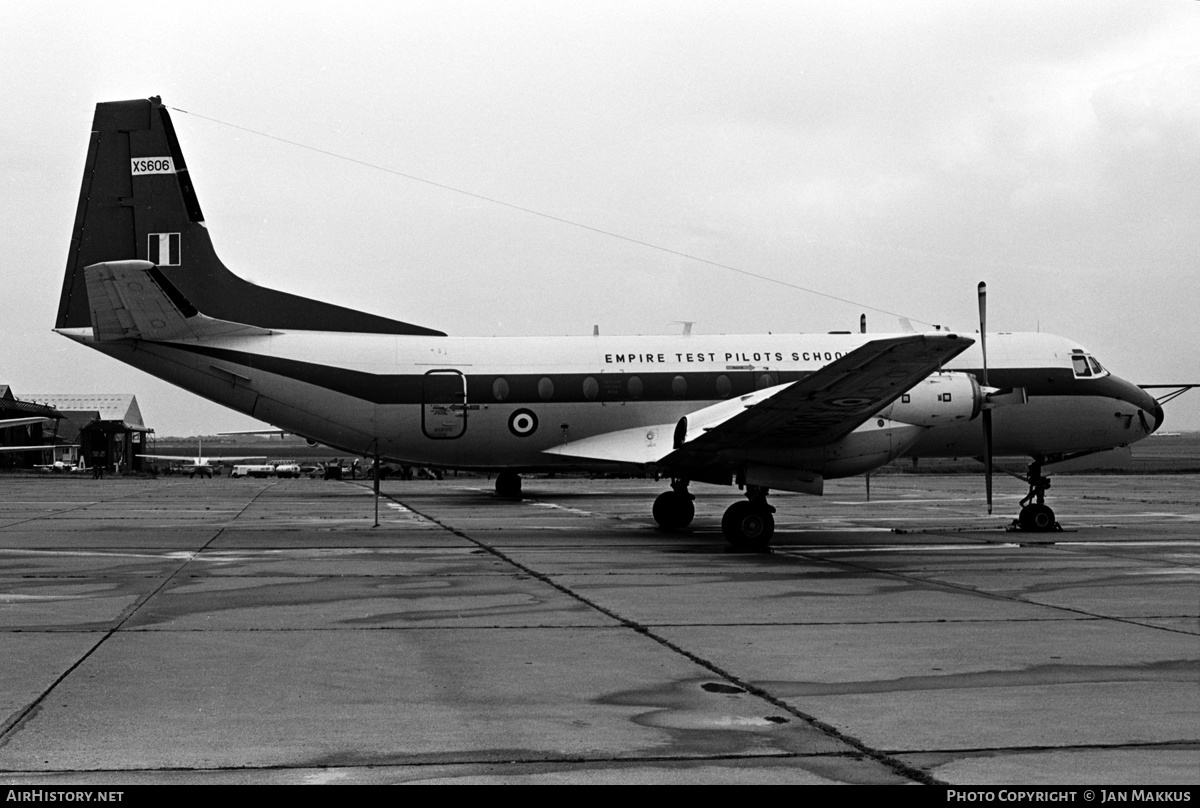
[166,342,1147,408]
[169,343,806,404]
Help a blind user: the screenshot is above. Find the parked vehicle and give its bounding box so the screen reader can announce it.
[231,464,275,479]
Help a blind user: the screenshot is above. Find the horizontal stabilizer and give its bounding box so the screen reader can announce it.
[85,261,273,341]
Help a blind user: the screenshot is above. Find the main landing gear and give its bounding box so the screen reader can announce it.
[652,479,695,531]
[652,481,776,550]
[1015,460,1059,532]
[495,472,522,499]
[721,486,775,550]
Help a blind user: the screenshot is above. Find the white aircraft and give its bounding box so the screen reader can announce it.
[54,97,1167,546]
[0,417,72,462]
[34,458,87,473]
[138,439,266,478]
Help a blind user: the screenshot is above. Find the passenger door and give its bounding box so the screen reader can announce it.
[422,370,468,439]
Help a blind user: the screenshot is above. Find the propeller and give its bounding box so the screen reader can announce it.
[978,282,993,515]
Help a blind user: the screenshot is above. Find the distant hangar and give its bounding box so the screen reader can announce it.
[0,388,153,473]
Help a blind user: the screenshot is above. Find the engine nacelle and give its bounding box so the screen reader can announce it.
[878,372,982,427]
[739,418,930,481]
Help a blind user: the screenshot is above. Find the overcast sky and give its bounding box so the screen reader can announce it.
[3,0,1199,435]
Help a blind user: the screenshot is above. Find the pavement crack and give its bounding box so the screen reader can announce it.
[385,492,944,786]
[0,482,279,750]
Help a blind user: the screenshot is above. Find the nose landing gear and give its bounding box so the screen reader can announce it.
[1016,460,1059,532]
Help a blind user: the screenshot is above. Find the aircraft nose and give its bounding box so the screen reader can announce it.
[1124,381,1165,436]
[1132,384,1165,434]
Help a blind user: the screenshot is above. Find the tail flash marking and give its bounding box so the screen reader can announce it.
[147,233,181,266]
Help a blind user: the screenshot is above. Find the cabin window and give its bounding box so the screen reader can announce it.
[755,373,776,390]
[582,376,600,401]
[538,377,555,401]
[492,377,510,401]
[671,375,687,398]
[715,375,732,398]
[627,376,643,399]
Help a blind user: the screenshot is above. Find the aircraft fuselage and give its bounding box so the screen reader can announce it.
[57,327,1159,476]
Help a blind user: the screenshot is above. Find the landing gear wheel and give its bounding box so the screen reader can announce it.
[1016,460,1058,532]
[495,472,522,499]
[721,501,775,550]
[1018,503,1056,532]
[653,491,695,531]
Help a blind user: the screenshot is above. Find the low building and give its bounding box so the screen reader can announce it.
[25,394,153,474]
[0,386,65,469]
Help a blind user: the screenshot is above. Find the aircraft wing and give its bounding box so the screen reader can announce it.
[137,454,268,463]
[663,332,973,457]
[0,417,54,429]
[544,332,974,468]
[85,261,273,342]
[0,419,58,454]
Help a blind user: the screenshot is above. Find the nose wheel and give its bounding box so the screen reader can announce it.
[721,487,775,550]
[1016,461,1059,532]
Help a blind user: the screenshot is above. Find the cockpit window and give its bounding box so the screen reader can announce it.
[1071,353,1109,379]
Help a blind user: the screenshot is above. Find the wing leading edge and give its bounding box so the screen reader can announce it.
[137,454,267,464]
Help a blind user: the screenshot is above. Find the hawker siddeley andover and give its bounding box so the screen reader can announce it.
[56,97,1166,548]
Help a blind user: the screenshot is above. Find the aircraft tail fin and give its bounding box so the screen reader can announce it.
[58,96,444,337]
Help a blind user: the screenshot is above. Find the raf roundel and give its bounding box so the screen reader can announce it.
[508,409,539,437]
